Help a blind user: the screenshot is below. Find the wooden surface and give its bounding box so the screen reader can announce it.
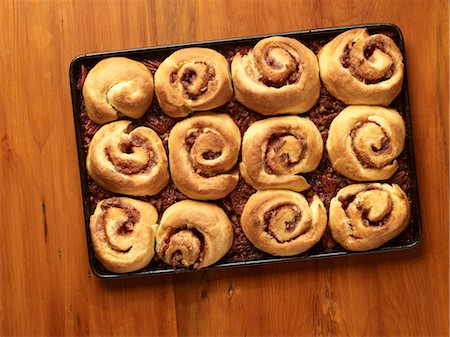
[0,0,448,336]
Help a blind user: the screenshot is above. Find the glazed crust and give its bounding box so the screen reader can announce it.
[168,113,241,200]
[328,183,410,251]
[241,190,327,256]
[326,105,405,181]
[318,28,404,105]
[231,36,320,115]
[154,48,233,118]
[86,120,169,196]
[83,57,154,124]
[240,116,323,191]
[155,200,233,269]
[90,197,158,273]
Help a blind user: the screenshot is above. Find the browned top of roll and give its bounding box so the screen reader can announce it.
[168,113,241,200]
[86,120,169,196]
[318,28,404,106]
[329,183,410,251]
[231,36,320,115]
[326,105,405,181]
[90,197,158,273]
[83,57,154,124]
[155,200,233,269]
[241,190,327,256]
[155,48,233,118]
[240,116,323,191]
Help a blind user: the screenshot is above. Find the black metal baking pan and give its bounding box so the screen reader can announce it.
[69,23,422,279]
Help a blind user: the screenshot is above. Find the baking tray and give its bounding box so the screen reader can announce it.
[69,23,422,279]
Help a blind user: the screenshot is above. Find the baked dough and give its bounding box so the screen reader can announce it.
[83,57,154,124]
[154,48,233,118]
[156,200,233,269]
[329,183,410,251]
[241,190,327,256]
[326,105,405,181]
[168,113,240,200]
[90,197,158,273]
[231,36,320,115]
[240,116,323,191]
[318,28,404,105]
[87,120,169,196]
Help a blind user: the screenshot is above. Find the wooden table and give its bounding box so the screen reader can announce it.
[1,1,448,336]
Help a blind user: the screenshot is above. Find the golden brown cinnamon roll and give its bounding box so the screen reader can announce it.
[240,116,323,192]
[83,57,154,124]
[241,190,327,256]
[90,197,158,273]
[231,36,320,115]
[168,113,241,200]
[87,120,169,196]
[326,105,405,181]
[156,200,233,269]
[318,28,404,105]
[329,183,410,251]
[154,48,233,118]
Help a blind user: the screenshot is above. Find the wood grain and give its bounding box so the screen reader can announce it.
[0,0,448,336]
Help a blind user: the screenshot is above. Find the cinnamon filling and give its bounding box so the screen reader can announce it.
[339,186,392,227]
[184,130,202,148]
[350,122,391,169]
[264,133,307,174]
[181,68,197,86]
[338,194,357,210]
[260,48,300,87]
[340,40,394,84]
[202,150,221,160]
[98,198,140,252]
[161,226,206,268]
[185,130,228,177]
[260,66,301,87]
[106,136,157,174]
[169,72,177,83]
[338,185,381,209]
[179,62,216,100]
[263,203,305,243]
[364,39,386,58]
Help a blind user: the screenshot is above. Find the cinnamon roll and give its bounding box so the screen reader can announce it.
[326,105,405,181]
[83,57,154,124]
[90,197,158,273]
[87,120,169,196]
[168,113,241,200]
[318,28,404,105]
[329,183,410,251]
[241,190,327,256]
[156,200,233,269]
[240,116,323,191]
[231,36,320,115]
[154,48,233,118]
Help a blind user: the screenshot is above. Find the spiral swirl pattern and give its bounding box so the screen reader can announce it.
[154,48,233,118]
[329,183,410,251]
[318,28,404,105]
[240,116,323,192]
[326,105,405,181]
[169,113,241,200]
[156,200,233,269]
[83,57,154,124]
[87,120,169,196]
[89,197,158,273]
[231,36,320,115]
[241,190,327,256]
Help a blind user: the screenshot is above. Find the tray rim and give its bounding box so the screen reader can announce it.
[69,22,423,279]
